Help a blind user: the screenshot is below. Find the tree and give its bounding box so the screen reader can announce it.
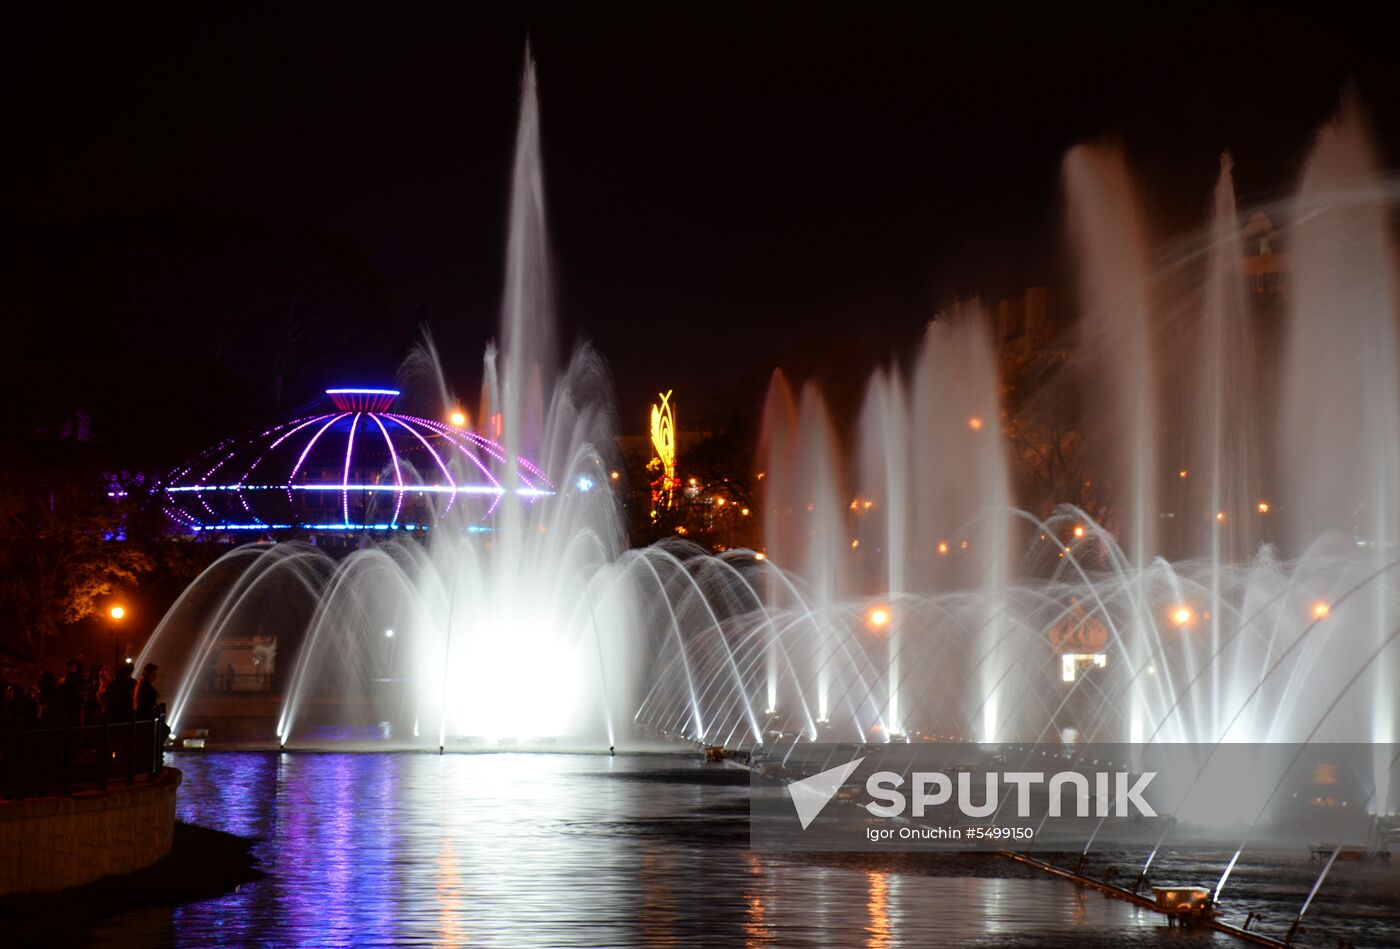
[0,457,154,662]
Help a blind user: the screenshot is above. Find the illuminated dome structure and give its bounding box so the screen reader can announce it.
[163,388,552,534]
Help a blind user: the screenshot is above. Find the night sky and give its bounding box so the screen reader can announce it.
[3,8,1395,463]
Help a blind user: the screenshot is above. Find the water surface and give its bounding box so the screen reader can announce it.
[94,752,1225,947]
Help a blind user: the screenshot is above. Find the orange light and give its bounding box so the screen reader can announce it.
[937,541,949,555]
[109,605,126,621]
[960,540,968,550]
[610,471,620,481]
[863,500,873,510]
[1170,606,1193,627]
[1256,501,1270,514]
[867,606,891,629]
[449,410,467,427]
[754,552,766,561]
[850,539,860,549]
[1073,525,1085,539]
[968,417,983,431]
[1179,469,1189,479]
[1215,511,1226,522]
[1312,601,1331,620]
[715,497,726,507]
[740,507,750,516]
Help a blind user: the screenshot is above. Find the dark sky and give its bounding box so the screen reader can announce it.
[3,7,1396,459]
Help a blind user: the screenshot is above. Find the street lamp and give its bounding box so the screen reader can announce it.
[108,604,127,670]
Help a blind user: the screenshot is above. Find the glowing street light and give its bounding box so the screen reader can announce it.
[108,604,128,669]
[867,606,891,630]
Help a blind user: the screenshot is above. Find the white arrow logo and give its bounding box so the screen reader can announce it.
[788,756,865,829]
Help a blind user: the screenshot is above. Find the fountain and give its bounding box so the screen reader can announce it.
[141,55,1400,842]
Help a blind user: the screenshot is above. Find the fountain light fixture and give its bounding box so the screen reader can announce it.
[449,410,467,427]
[1179,469,1189,479]
[937,541,949,555]
[754,552,766,561]
[866,606,891,630]
[385,628,395,638]
[610,470,620,480]
[1073,524,1085,538]
[1215,511,1226,522]
[850,538,860,549]
[1256,501,1270,513]
[1170,605,1193,627]
[967,416,983,431]
[1312,601,1331,620]
[740,507,750,516]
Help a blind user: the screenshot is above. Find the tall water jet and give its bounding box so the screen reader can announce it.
[906,311,1015,738]
[1064,144,1158,566]
[856,367,909,732]
[1279,96,1400,798]
[1191,153,1263,734]
[758,370,800,716]
[1064,144,1158,745]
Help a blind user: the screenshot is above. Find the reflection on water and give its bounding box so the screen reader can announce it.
[93,753,1222,948]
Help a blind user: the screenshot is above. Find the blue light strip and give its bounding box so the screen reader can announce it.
[187,522,495,533]
[165,484,554,497]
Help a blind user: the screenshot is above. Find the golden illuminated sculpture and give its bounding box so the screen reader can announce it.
[649,390,678,515]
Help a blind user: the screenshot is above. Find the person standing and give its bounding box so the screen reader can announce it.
[135,663,160,719]
[102,665,135,723]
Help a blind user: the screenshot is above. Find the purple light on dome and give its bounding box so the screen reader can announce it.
[289,413,351,504]
[325,388,399,412]
[383,415,458,516]
[369,414,405,527]
[400,415,502,492]
[342,413,361,526]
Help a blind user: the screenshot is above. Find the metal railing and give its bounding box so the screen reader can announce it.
[0,711,167,799]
